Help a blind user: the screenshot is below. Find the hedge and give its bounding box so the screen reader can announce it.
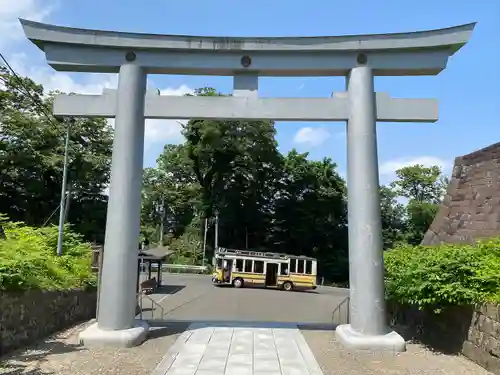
[0,215,96,292]
[384,238,500,311]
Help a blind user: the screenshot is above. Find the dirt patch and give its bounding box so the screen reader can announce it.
[302,329,493,375]
[0,320,187,375]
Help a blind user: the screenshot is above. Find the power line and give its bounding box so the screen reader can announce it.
[0,51,80,154]
[0,52,75,240]
[1,53,59,123]
[42,202,63,227]
[0,52,112,174]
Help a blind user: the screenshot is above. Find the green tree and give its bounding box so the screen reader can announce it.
[140,87,352,281]
[390,164,448,245]
[405,200,440,245]
[269,150,348,282]
[140,144,201,245]
[182,87,282,251]
[390,164,446,204]
[379,185,407,249]
[0,67,112,243]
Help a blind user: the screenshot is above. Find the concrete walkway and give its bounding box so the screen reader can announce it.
[151,322,323,375]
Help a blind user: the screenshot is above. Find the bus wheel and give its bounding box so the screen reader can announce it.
[233,278,244,288]
[283,281,293,291]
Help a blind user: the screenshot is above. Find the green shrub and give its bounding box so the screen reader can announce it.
[384,238,500,311]
[168,220,203,265]
[0,215,96,292]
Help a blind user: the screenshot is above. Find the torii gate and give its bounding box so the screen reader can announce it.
[21,19,474,351]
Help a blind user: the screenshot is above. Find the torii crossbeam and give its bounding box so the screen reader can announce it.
[20,18,475,352]
[53,89,438,122]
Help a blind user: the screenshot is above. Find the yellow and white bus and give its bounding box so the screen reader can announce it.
[212,247,317,291]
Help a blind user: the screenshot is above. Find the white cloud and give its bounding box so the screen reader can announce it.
[144,119,186,145]
[1,3,194,198]
[7,52,194,145]
[143,85,193,145]
[160,85,193,97]
[0,0,55,48]
[104,85,194,145]
[379,156,451,176]
[8,52,119,94]
[2,0,195,146]
[293,127,331,147]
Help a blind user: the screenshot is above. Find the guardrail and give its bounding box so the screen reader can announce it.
[137,291,165,320]
[152,264,208,274]
[332,295,350,325]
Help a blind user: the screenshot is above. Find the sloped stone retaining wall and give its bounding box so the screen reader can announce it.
[390,303,500,374]
[0,289,97,355]
[422,142,500,245]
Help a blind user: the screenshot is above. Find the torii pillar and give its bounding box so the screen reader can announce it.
[20,18,475,350]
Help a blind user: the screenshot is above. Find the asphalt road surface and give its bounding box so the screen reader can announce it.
[133,275,492,375]
[138,274,349,326]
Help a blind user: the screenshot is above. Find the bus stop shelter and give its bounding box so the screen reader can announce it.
[137,247,174,292]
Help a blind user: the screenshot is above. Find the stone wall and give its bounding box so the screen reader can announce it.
[390,303,500,374]
[0,289,97,355]
[422,142,500,245]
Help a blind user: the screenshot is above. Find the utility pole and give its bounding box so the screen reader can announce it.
[154,196,165,245]
[214,211,219,250]
[159,196,165,245]
[57,120,71,256]
[202,217,208,266]
[63,184,72,223]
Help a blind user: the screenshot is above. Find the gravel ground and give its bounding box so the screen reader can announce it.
[0,320,187,375]
[1,321,492,375]
[3,276,489,375]
[301,329,493,375]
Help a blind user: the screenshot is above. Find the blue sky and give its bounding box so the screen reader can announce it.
[2,0,499,184]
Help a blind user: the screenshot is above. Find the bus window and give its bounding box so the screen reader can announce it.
[280,263,288,275]
[244,259,253,272]
[254,261,264,274]
[297,259,305,274]
[305,260,312,274]
[235,259,244,272]
[290,259,296,273]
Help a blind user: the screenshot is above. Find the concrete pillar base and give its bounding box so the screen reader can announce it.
[335,324,406,352]
[78,320,149,348]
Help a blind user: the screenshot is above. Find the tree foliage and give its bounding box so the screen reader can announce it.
[141,144,201,243]
[384,238,500,311]
[390,164,446,204]
[140,88,349,281]
[1,66,457,286]
[0,215,95,291]
[379,185,407,249]
[182,88,281,222]
[389,164,448,245]
[0,67,112,243]
[139,88,457,282]
[269,150,348,280]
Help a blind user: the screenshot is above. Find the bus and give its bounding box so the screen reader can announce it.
[212,247,317,291]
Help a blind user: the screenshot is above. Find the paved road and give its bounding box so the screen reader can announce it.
[138,274,492,375]
[138,274,349,326]
[138,274,348,375]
